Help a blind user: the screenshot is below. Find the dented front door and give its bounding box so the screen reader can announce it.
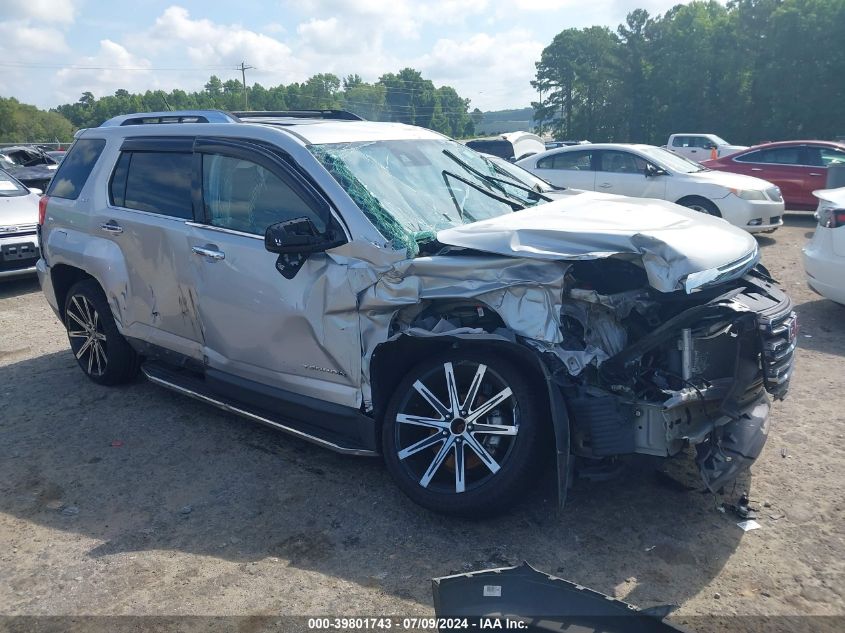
[185,141,363,409]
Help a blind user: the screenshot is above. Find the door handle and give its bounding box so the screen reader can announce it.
[598,183,612,189]
[192,245,225,260]
[100,221,123,234]
[751,168,763,171]
[809,172,822,177]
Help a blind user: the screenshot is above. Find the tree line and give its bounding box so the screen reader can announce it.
[50,68,481,140]
[533,0,845,145]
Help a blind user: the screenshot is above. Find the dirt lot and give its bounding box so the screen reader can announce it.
[0,214,843,630]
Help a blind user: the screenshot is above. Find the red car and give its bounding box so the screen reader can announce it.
[702,140,845,210]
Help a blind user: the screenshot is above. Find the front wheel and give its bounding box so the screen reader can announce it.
[382,350,544,517]
[679,196,721,217]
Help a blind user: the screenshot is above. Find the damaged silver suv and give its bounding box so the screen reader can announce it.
[37,110,796,516]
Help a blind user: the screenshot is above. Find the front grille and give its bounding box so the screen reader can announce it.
[766,187,783,202]
[759,309,797,399]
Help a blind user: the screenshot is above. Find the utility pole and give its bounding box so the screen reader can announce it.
[237,61,254,110]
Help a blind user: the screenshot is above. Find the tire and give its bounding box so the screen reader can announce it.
[64,279,139,385]
[382,350,544,517]
[679,196,721,217]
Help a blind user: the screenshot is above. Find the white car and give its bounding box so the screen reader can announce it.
[0,170,41,278]
[517,143,785,233]
[803,187,845,305]
[481,153,583,201]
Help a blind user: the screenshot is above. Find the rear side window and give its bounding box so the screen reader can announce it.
[110,151,193,219]
[537,151,592,170]
[47,138,106,199]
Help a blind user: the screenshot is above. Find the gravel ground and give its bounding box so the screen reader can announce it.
[0,214,843,630]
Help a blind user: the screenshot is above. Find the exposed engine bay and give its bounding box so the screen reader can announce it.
[396,259,796,493]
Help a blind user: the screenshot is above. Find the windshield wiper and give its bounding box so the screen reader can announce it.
[441,169,526,216]
[442,149,552,204]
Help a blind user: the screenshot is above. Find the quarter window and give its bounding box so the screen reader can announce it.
[47,138,106,200]
[201,154,325,235]
[110,151,193,219]
[819,147,845,167]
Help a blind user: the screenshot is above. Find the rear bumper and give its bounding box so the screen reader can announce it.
[803,234,845,304]
[36,258,61,318]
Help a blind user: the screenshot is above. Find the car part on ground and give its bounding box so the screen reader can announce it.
[0,169,41,279]
[432,562,688,632]
[37,110,794,515]
[803,187,845,305]
[516,143,783,233]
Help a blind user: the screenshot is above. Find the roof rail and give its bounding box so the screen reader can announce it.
[99,110,240,127]
[232,110,364,121]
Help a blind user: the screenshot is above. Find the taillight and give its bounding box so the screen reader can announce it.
[818,206,845,228]
[38,195,49,226]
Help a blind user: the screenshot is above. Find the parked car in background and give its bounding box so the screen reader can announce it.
[517,143,784,233]
[667,133,747,162]
[46,150,67,163]
[0,169,41,278]
[37,110,794,516]
[703,141,845,210]
[481,153,583,201]
[0,146,59,192]
[466,132,545,161]
[803,187,845,305]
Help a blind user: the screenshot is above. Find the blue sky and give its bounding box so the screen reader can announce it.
[0,0,711,111]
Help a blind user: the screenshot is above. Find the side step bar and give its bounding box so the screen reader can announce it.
[141,363,379,457]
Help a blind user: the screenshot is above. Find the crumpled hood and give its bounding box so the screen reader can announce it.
[436,192,758,293]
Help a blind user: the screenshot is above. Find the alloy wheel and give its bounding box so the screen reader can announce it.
[66,294,108,377]
[393,361,520,494]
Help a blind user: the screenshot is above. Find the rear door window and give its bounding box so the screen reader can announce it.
[111,151,193,219]
[47,138,106,199]
[537,151,592,170]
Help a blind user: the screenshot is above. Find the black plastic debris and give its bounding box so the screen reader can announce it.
[432,562,690,632]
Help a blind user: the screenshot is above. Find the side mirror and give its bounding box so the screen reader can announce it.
[264,217,344,279]
[29,187,43,195]
[644,164,663,178]
[264,217,341,254]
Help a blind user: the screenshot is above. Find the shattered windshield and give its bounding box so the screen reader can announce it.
[310,139,545,255]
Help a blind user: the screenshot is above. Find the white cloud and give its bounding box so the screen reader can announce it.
[296,0,489,39]
[2,0,76,24]
[415,29,545,110]
[129,6,305,82]
[54,40,153,102]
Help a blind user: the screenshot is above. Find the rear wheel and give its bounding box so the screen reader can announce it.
[382,350,543,517]
[679,196,721,217]
[64,279,138,385]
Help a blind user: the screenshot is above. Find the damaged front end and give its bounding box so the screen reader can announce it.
[550,264,795,493]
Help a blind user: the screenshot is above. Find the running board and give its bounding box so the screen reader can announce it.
[141,362,379,457]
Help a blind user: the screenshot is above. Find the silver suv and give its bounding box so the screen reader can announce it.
[37,110,796,516]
